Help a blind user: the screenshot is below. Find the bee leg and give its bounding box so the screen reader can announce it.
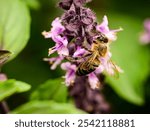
[63,52,92,63]
[64,56,78,62]
[66,54,90,60]
[82,46,92,53]
[82,53,92,58]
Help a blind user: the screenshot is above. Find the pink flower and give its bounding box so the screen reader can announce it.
[140,33,150,44]
[48,36,69,56]
[61,62,77,86]
[140,19,150,44]
[144,19,150,31]
[97,15,123,41]
[42,17,65,39]
[73,46,87,58]
[0,73,7,81]
[44,56,64,70]
[42,17,69,56]
[88,73,100,89]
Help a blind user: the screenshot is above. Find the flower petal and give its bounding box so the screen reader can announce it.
[42,31,52,38]
[44,56,64,70]
[51,17,65,34]
[96,51,123,76]
[57,45,69,56]
[0,73,7,81]
[140,19,150,44]
[55,36,68,47]
[97,15,122,41]
[73,46,87,57]
[65,70,76,86]
[95,65,104,74]
[140,32,150,44]
[144,19,150,31]
[50,57,63,70]
[88,73,100,89]
[61,62,76,71]
[97,15,109,33]
[61,62,77,86]
[48,46,57,55]
[61,62,71,70]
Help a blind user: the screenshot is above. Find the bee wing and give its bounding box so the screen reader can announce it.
[109,60,123,78]
[87,52,100,65]
[77,54,97,74]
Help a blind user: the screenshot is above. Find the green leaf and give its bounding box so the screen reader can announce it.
[11,101,86,114]
[102,14,150,105]
[0,0,31,60]
[30,79,68,103]
[24,0,41,10]
[15,81,31,93]
[0,79,31,101]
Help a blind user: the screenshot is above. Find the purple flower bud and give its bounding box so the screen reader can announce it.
[61,4,76,23]
[65,18,81,32]
[81,8,96,25]
[75,37,84,46]
[69,75,110,113]
[73,0,92,7]
[59,0,73,10]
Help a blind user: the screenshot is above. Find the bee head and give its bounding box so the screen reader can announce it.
[97,34,108,44]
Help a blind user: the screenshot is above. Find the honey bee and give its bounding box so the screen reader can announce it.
[76,34,109,76]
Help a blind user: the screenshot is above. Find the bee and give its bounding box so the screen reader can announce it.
[76,34,109,76]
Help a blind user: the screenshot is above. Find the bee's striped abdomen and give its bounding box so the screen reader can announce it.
[76,62,96,76]
[76,67,96,76]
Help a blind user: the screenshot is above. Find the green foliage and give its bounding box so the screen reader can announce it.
[24,0,41,10]
[0,79,31,101]
[104,14,150,105]
[11,79,85,114]
[11,100,85,114]
[0,0,149,114]
[30,78,68,103]
[0,0,31,60]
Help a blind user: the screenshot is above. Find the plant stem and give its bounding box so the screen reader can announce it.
[0,101,9,114]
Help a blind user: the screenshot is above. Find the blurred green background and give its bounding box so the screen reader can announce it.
[0,0,150,113]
